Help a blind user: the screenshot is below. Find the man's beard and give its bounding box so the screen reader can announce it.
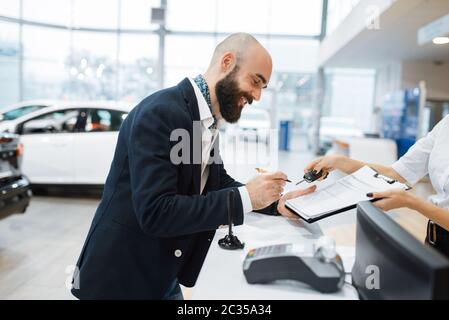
[215,66,253,123]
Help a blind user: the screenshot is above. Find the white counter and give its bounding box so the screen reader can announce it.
[192,212,359,300]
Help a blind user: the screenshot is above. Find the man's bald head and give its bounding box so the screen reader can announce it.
[210,33,268,67]
[203,32,272,124]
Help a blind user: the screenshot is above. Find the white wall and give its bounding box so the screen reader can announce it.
[401,60,449,101]
[374,60,449,108]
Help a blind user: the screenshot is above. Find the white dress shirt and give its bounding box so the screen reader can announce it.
[188,78,253,213]
[392,115,449,209]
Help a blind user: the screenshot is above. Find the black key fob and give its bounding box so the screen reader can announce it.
[304,170,326,183]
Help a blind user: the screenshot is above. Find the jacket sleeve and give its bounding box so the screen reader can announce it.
[127,103,244,238]
[218,162,243,189]
[254,201,280,216]
[218,157,279,216]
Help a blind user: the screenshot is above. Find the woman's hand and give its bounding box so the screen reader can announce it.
[368,189,417,211]
[277,186,317,219]
[305,154,368,176]
[304,155,344,179]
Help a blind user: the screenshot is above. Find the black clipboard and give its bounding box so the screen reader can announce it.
[284,168,412,224]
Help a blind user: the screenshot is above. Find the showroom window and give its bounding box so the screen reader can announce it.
[0,21,20,106]
[326,0,360,36]
[1,0,163,104]
[166,0,322,35]
[166,0,217,32]
[0,0,325,116]
[120,0,160,30]
[0,0,20,18]
[22,0,72,26]
[72,0,118,29]
[267,0,322,35]
[22,25,71,101]
[214,0,271,34]
[164,35,217,87]
[69,31,119,101]
[118,34,159,102]
[248,37,319,133]
[323,68,376,132]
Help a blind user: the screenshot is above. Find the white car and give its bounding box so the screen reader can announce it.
[227,108,271,144]
[0,101,134,186]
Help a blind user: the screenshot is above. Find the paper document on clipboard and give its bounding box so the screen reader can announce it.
[285,166,411,223]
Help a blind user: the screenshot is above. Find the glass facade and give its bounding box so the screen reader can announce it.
[323,68,376,132]
[0,0,323,128]
[0,0,20,18]
[0,0,381,152]
[0,20,20,106]
[22,25,70,101]
[323,1,377,135]
[165,35,217,87]
[326,0,360,36]
[167,0,322,35]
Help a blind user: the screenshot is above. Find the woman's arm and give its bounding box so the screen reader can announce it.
[410,197,449,232]
[306,155,407,183]
[370,190,449,232]
[310,115,447,185]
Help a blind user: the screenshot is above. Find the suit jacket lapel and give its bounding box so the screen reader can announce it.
[177,78,202,195]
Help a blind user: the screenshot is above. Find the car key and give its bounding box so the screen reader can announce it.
[296,170,327,186]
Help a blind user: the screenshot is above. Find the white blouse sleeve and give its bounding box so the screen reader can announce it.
[391,116,448,186]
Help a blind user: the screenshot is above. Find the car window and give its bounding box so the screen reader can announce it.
[1,105,47,121]
[20,109,81,135]
[84,109,127,132]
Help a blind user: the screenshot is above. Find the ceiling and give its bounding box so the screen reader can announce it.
[321,0,449,68]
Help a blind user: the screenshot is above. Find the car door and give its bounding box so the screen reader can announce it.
[73,108,127,185]
[17,109,80,184]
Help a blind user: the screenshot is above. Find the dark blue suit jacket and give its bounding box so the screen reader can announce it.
[71,78,274,299]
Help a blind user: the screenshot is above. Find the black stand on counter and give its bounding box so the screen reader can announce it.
[218,189,245,250]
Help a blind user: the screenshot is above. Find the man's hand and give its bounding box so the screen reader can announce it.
[246,171,287,210]
[277,186,317,219]
[368,189,415,211]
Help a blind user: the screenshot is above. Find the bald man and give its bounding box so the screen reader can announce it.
[71,33,287,300]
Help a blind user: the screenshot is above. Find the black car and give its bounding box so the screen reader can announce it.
[0,133,32,220]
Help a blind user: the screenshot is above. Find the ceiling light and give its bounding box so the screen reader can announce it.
[433,37,449,45]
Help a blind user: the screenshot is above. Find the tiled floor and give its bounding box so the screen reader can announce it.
[0,197,98,299]
[0,136,434,299]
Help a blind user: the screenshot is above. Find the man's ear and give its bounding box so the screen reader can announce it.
[220,52,235,73]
